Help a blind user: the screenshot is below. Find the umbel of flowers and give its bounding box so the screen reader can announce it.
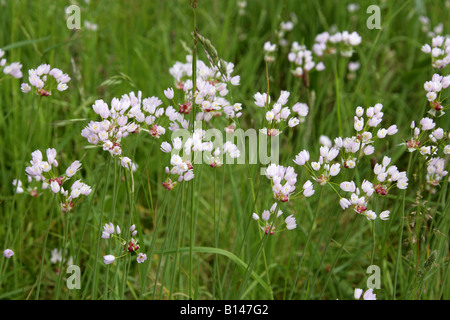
[252,203,297,235]
[159,129,240,190]
[0,48,23,79]
[22,148,91,212]
[101,223,147,264]
[21,64,70,96]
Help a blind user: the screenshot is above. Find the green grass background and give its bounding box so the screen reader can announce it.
[0,0,449,300]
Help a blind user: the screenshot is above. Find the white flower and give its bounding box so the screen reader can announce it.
[160,142,172,153]
[21,83,31,93]
[340,181,356,192]
[363,288,377,300]
[340,198,351,210]
[50,180,61,194]
[264,41,276,52]
[285,215,297,230]
[354,288,363,299]
[365,210,377,220]
[397,178,408,189]
[379,210,390,220]
[329,163,341,176]
[164,88,174,99]
[66,160,81,178]
[288,117,300,127]
[293,150,310,166]
[137,253,147,263]
[3,249,14,258]
[103,255,115,265]
[319,135,332,147]
[292,103,309,116]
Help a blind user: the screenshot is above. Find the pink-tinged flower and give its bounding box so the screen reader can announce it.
[363,288,377,300]
[160,141,172,153]
[354,288,363,299]
[104,222,115,235]
[365,210,377,220]
[164,88,174,99]
[387,125,398,135]
[66,160,82,178]
[285,215,297,230]
[136,253,147,263]
[3,249,14,258]
[340,181,356,192]
[103,255,115,265]
[340,198,351,210]
[50,180,60,194]
[293,150,310,166]
[379,210,390,220]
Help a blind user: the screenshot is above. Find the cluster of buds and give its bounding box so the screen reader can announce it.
[21,64,70,96]
[252,203,297,235]
[23,148,91,212]
[102,223,147,264]
[254,90,308,136]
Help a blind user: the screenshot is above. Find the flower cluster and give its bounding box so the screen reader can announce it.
[50,248,73,266]
[313,30,362,58]
[288,42,325,79]
[168,55,241,125]
[294,146,341,186]
[0,49,23,79]
[372,156,409,192]
[265,164,301,202]
[21,64,70,96]
[337,104,397,167]
[421,35,450,69]
[102,223,147,264]
[252,203,297,235]
[423,73,449,116]
[418,16,443,38]
[277,15,297,47]
[294,103,397,187]
[254,90,309,136]
[160,129,240,190]
[81,91,172,169]
[23,148,91,212]
[339,180,391,221]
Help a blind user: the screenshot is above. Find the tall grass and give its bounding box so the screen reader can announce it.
[0,0,449,300]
